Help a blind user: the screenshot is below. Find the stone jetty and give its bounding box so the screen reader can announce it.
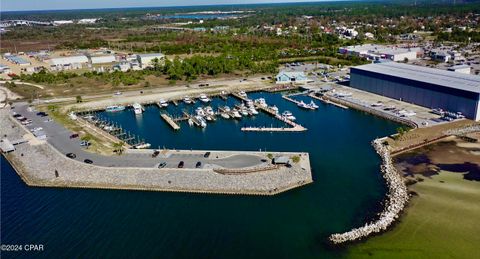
[329,138,409,244]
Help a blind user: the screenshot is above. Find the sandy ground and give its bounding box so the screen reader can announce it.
[0,86,23,107]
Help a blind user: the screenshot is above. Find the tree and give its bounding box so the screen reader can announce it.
[76,95,83,103]
[113,141,125,155]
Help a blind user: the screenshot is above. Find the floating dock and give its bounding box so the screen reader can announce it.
[241,125,307,132]
[282,95,315,110]
[309,93,349,109]
[160,113,180,130]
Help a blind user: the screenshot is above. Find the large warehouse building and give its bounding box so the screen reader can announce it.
[350,62,480,121]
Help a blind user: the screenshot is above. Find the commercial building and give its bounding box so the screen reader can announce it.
[137,53,165,68]
[90,55,116,64]
[339,44,421,62]
[275,71,308,84]
[48,55,89,70]
[350,62,480,120]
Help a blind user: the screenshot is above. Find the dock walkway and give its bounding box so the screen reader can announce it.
[309,93,349,109]
[160,113,180,130]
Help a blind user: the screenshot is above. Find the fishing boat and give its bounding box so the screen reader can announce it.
[282,110,296,121]
[199,94,210,103]
[238,91,247,98]
[309,101,319,109]
[132,103,144,115]
[106,105,126,112]
[183,96,193,104]
[159,99,168,107]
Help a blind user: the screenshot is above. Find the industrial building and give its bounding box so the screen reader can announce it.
[49,55,89,70]
[275,71,308,84]
[90,55,116,64]
[137,53,165,68]
[339,44,421,62]
[350,62,480,121]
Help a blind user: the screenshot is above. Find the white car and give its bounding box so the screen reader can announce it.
[30,127,43,132]
[114,91,122,96]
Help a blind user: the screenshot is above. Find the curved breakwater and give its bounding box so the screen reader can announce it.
[329,138,409,244]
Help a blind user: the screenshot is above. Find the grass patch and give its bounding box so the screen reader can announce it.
[348,171,480,259]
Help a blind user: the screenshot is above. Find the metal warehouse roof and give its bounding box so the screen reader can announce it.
[49,55,89,65]
[352,62,480,94]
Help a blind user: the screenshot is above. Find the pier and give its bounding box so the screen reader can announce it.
[160,113,180,130]
[241,125,307,132]
[309,93,349,109]
[282,95,315,110]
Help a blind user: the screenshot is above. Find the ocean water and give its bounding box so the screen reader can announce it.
[1,92,399,258]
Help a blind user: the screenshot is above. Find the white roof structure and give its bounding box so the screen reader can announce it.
[90,55,116,64]
[352,62,480,94]
[49,55,89,66]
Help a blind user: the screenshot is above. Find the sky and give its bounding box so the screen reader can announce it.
[1,0,328,12]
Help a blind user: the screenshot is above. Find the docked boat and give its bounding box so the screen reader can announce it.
[132,103,144,115]
[199,94,211,103]
[159,99,168,107]
[309,101,319,109]
[232,110,242,119]
[238,91,247,98]
[255,98,268,108]
[204,106,214,116]
[183,96,193,104]
[188,118,194,126]
[195,116,207,128]
[282,110,296,121]
[270,105,279,114]
[221,113,230,119]
[297,101,309,109]
[245,99,254,107]
[240,108,249,116]
[223,106,231,112]
[106,105,126,112]
[195,107,205,116]
[135,143,151,149]
[249,107,259,115]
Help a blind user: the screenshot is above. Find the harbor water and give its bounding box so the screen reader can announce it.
[1,91,400,258]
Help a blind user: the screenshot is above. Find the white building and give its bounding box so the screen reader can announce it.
[90,55,116,64]
[339,44,420,62]
[53,20,74,26]
[78,18,98,24]
[275,71,308,84]
[137,53,165,68]
[49,55,89,70]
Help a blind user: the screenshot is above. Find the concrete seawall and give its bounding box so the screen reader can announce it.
[1,109,313,196]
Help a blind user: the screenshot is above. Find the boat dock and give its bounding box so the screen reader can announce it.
[309,93,349,109]
[160,113,180,130]
[241,125,307,132]
[282,95,315,110]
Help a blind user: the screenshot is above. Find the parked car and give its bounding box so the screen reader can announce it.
[178,161,184,168]
[66,153,76,159]
[158,162,167,168]
[70,133,79,139]
[195,161,202,168]
[152,150,160,158]
[80,141,91,147]
[36,112,47,117]
[84,159,93,164]
[203,152,211,158]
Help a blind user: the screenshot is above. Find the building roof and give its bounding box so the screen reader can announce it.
[137,53,164,58]
[277,71,306,78]
[352,62,480,94]
[49,55,89,65]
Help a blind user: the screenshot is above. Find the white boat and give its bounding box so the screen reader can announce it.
[297,100,309,109]
[221,113,230,119]
[309,101,319,109]
[249,107,259,115]
[199,94,210,103]
[255,98,268,107]
[132,103,144,115]
[106,105,125,112]
[282,110,296,121]
[371,102,383,107]
[183,96,193,104]
[204,106,214,116]
[238,91,247,98]
[232,110,242,119]
[240,108,249,116]
[188,119,194,126]
[224,106,231,112]
[159,99,168,107]
[196,116,207,128]
[195,107,205,116]
[246,99,254,107]
[205,116,213,121]
[135,143,151,149]
[270,105,279,113]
